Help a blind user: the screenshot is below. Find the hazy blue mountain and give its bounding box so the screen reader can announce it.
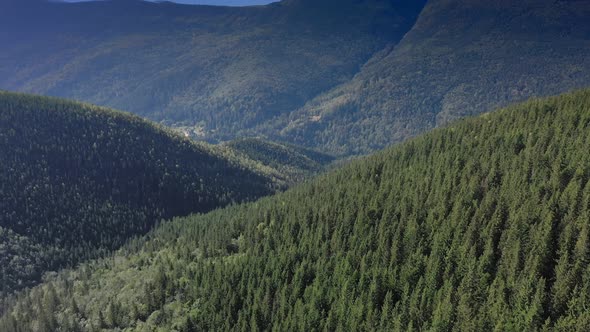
[3,0,588,157]
[266,0,590,155]
[0,0,425,144]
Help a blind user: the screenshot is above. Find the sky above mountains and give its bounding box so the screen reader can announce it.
[166,0,275,4]
[63,0,276,5]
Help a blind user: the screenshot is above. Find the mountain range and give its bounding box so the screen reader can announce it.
[2,0,590,155]
[0,0,425,150]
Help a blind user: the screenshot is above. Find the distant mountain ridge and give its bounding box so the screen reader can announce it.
[2,0,589,156]
[0,0,425,142]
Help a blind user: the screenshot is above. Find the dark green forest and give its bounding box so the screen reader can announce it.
[0,91,279,297]
[2,90,590,331]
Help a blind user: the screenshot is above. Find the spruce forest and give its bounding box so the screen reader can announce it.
[1,0,590,331]
[2,90,590,331]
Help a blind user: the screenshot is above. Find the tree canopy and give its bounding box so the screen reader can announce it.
[0,91,276,296]
[3,89,590,330]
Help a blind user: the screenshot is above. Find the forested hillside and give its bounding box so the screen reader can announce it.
[0,91,276,297]
[0,0,425,142]
[3,90,590,331]
[225,138,335,183]
[269,0,590,155]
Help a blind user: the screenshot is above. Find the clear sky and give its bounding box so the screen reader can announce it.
[63,0,277,5]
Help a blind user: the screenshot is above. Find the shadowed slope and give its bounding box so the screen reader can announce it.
[0,91,275,295]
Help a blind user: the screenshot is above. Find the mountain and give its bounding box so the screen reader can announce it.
[268,0,590,155]
[3,1,589,157]
[0,0,425,142]
[225,137,335,183]
[3,90,590,331]
[0,91,278,296]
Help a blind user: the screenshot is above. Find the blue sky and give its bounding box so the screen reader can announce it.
[63,0,277,5]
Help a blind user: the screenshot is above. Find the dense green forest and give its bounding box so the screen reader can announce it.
[3,90,590,331]
[266,0,590,155]
[0,0,425,143]
[0,91,279,297]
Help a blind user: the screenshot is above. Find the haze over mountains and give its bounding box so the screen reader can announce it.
[0,0,425,151]
[1,0,589,156]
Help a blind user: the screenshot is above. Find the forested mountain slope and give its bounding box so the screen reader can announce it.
[3,90,590,331]
[225,137,335,183]
[270,0,590,155]
[0,91,276,296]
[0,0,425,141]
